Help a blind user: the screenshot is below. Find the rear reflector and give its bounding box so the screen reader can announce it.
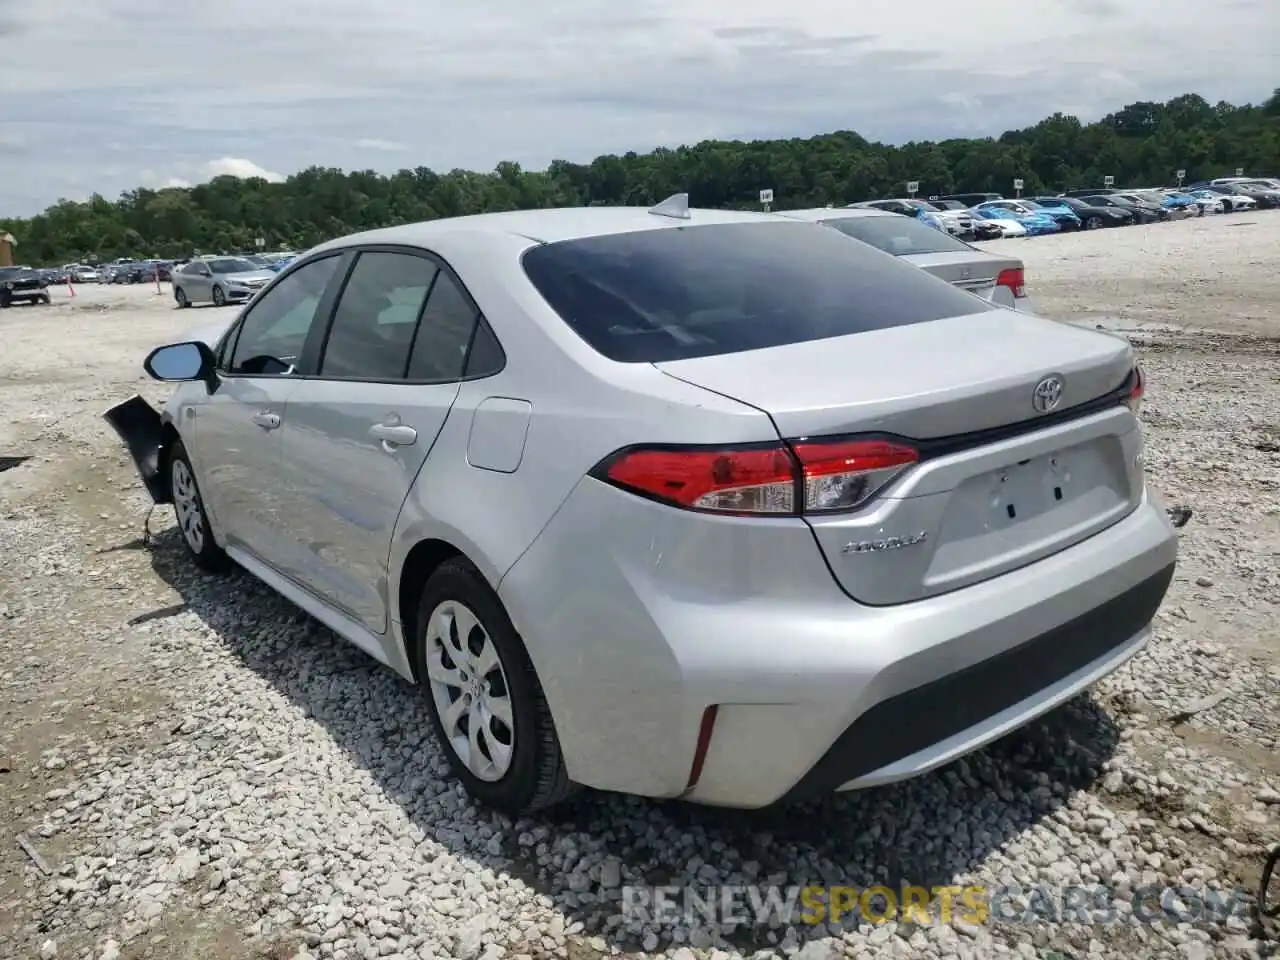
[595,438,919,516]
[996,267,1027,298]
[1127,365,1144,414]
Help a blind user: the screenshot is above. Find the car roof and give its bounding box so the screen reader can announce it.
[308,205,784,255]
[773,207,896,223]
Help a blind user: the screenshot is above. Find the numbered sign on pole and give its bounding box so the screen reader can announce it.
[1013,179,1024,190]
[906,181,919,196]
[1103,176,1115,187]
[1176,169,1186,181]
[758,189,774,204]
[1235,167,1244,177]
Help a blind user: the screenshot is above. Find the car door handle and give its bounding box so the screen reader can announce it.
[251,411,281,430]
[370,423,417,447]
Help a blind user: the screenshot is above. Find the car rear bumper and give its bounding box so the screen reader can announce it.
[499,478,1178,807]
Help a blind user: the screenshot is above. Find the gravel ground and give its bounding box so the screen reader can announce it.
[1,214,1278,960]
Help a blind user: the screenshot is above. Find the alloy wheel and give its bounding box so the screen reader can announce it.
[171,458,205,553]
[424,600,515,782]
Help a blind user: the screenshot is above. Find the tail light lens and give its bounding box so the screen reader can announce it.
[996,267,1027,298]
[595,438,919,516]
[1127,365,1144,414]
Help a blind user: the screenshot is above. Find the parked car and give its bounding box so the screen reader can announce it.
[978,200,1081,231]
[1188,188,1255,213]
[1080,195,1165,224]
[65,264,100,283]
[267,255,298,273]
[1114,193,1194,220]
[0,266,52,306]
[970,209,1029,238]
[170,256,277,307]
[973,203,1063,235]
[775,206,1033,310]
[1031,196,1134,229]
[1161,191,1222,215]
[103,200,1177,813]
[850,199,977,239]
[932,200,1004,239]
[1061,188,1119,199]
[938,193,1004,207]
[1230,182,1280,208]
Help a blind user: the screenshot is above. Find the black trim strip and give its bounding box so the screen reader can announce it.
[778,560,1175,805]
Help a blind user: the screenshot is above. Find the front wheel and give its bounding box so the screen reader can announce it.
[1086,216,1103,230]
[212,285,226,307]
[414,558,577,814]
[169,441,229,572]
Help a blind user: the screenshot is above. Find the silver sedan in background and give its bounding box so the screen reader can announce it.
[777,206,1034,311]
[171,256,277,307]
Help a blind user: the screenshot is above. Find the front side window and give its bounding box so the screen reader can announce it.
[521,220,994,364]
[226,255,341,375]
[823,215,973,256]
[318,251,439,380]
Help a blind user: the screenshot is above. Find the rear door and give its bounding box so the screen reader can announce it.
[184,262,213,301]
[274,246,486,632]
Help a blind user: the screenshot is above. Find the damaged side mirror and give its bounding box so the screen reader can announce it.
[143,341,218,391]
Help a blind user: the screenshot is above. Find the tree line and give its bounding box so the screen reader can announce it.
[4,90,1278,266]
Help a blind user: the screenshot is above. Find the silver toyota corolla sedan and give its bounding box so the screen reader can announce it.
[105,196,1178,814]
[777,206,1034,311]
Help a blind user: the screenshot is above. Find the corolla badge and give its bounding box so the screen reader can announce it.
[841,531,928,555]
[1032,375,1064,413]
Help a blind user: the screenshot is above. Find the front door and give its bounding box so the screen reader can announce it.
[190,254,345,567]
[275,248,484,633]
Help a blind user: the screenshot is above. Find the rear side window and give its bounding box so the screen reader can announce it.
[520,221,993,363]
[823,216,974,257]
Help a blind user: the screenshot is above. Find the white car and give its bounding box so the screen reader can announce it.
[970,212,1028,237]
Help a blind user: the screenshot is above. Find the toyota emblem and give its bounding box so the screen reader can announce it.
[1032,376,1064,413]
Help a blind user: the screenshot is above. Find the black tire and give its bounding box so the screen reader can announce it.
[212,285,226,307]
[174,287,190,308]
[413,557,577,814]
[168,441,229,573]
[1086,216,1103,230]
[38,293,51,304]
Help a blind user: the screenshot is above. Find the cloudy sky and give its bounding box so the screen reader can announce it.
[0,0,1274,216]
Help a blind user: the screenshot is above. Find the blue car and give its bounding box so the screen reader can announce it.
[974,206,1061,236]
[977,200,1079,232]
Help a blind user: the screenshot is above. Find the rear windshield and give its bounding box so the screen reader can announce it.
[822,215,973,256]
[520,221,993,363]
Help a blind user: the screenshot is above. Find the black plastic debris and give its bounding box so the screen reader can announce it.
[1167,505,1193,528]
[0,456,32,474]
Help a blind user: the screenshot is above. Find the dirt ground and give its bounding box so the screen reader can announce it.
[1,214,1277,960]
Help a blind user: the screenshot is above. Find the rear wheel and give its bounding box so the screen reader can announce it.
[169,441,229,572]
[212,285,226,307]
[174,287,189,308]
[414,558,577,814]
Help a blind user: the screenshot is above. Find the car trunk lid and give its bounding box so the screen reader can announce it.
[900,251,1022,299]
[656,310,1143,605]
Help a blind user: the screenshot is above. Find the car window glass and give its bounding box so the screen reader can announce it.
[227,256,341,375]
[319,251,438,380]
[463,319,504,378]
[823,215,973,256]
[406,271,478,381]
[522,220,994,364]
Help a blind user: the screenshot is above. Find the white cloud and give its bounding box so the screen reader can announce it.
[203,157,285,182]
[0,0,1273,214]
[165,177,192,188]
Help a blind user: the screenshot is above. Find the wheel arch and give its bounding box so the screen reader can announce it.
[396,537,466,683]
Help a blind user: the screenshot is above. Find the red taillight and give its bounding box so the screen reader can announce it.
[996,267,1026,298]
[1127,365,1144,414]
[597,438,919,516]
